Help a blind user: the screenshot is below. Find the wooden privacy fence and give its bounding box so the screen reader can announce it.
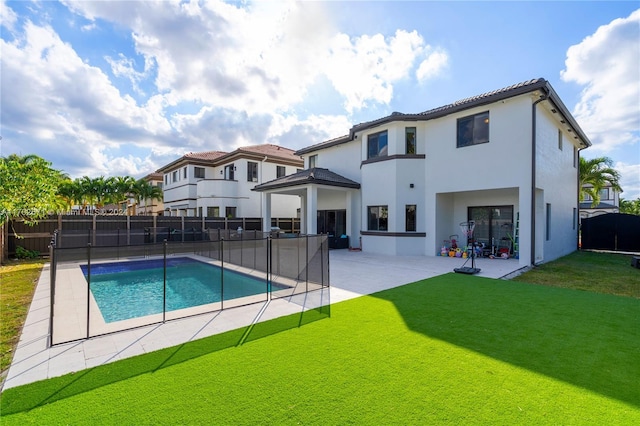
[5,215,300,257]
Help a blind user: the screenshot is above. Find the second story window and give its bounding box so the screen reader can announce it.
[247,161,258,182]
[277,166,286,178]
[309,155,317,168]
[194,167,205,179]
[367,130,388,159]
[599,188,610,200]
[164,175,168,185]
[224,164,235,180]
[558,129,563,151]
[172,170,178,183]
[457,111,489,148]
[183,167,187,178]
[406,127,416,154]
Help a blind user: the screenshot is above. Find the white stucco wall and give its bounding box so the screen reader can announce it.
[535,107,580,262]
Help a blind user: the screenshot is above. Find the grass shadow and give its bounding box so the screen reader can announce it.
[0,302,330,415]
[370,273,640,407]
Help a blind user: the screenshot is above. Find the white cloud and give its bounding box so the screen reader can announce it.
[0,18,175,174]
[324,30,445,112]
[416,48,448,82]
[615,161,640,201]
[0,0,18,31]
[3,1,448,179]
[561,9,640,152]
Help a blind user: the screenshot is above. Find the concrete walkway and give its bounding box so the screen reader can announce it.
[2,251,524,390]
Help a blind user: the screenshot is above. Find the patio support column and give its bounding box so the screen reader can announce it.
[305,185,318,235]
[262,192,272,233]
[346,190,358,242]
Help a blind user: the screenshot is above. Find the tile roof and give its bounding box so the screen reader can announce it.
[184,151,227,161]
[234,144,301,162]
[296,78,591,155]
[156,144,302,172]
[253,168,361,192]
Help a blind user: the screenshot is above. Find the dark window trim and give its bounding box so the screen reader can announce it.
[360,231,426,237]
[367,130,388,159]
[406,127,416,155]
[361,154,425,167]
[457,111,490,148]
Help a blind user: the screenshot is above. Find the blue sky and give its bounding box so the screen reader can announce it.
[1,1,638,199]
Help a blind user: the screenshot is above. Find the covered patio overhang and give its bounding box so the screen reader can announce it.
[253,168,361,237]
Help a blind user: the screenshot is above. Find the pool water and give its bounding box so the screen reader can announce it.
[81,257,270,323]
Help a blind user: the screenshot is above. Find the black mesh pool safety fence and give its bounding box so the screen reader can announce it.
[48,233,329,345]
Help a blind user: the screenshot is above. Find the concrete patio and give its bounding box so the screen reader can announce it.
[2,250,524,390]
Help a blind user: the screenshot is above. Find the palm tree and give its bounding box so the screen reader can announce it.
[579,157,622,207]
[131,179,163,215]
[109,176,136,211]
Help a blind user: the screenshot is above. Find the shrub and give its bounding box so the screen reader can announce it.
[15,246,39,259]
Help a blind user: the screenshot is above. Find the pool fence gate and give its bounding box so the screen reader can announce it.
[48,230,328,345]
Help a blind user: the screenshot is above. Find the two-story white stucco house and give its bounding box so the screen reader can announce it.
[158,144,303,218]
[254,79,591,267]
[579,183,621,219]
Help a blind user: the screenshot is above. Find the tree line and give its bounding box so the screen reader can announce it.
[1,154,162,226]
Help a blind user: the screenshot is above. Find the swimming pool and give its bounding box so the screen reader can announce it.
[81,257,271,323]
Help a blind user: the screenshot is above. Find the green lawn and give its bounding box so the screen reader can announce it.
[0,259,45,373]
[1,272,638,424]
[511,251,639,298]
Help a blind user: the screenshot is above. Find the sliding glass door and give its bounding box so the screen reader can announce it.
[468,206,513,254]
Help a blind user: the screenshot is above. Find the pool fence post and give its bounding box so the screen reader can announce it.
[86,243,91,339]
[49,239,55,346]
[268,235,272,300]
[220,238,224,310]
[305,234,309,293]
[320,235,324,288]
[117,228,120,260]
[163,239,167,323]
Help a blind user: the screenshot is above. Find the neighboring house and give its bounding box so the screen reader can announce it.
[579,184,620,219]
[132,172,165,216]
[254,78,591,267]
[158,144,303,218]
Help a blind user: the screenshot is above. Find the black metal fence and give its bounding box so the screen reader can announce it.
[581,213,640,252]
[48,233,328,345]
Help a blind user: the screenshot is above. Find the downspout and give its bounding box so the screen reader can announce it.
[576,145,588,249]
[531,93,548,266]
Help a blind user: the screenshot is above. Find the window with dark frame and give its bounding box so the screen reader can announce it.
[225,206,237,218]
[207,206,220,217]
[367,130,388,159]
[598,188,609,200]
[277,166,286,178]
[247,161,258,182]
[194,167,205,178]
[406,205,416,232]
[558,129,563,150]
[183,167,187,178]
[546,203,551,241]
[368,206,388,231]
[457,111,489,148]
[406,127,416,154]
[309,155,317,168]
[172,170,178,183]
[224,164,235,180]
[164,175,168,185]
